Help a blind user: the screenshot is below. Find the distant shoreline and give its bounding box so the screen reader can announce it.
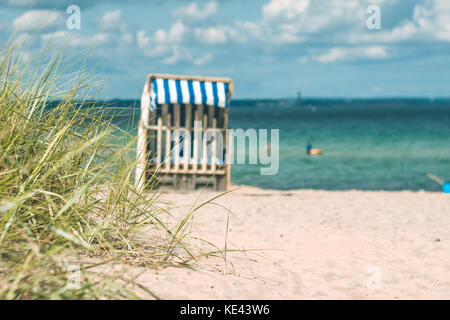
[224,185,446,193]
[43,97,450,105]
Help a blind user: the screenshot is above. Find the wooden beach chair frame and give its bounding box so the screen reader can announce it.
[136,74,234,192]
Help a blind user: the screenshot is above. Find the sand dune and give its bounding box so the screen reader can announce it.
[133,186,450,299]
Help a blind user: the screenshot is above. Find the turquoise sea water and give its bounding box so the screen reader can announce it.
[110,99,450,191]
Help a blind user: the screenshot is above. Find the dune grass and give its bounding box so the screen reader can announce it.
[0,37,214,299]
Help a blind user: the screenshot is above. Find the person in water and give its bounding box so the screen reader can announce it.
[306,142,323,155]
[306,142,313,154]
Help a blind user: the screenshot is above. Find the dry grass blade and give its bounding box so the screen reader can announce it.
[0,35,211,299]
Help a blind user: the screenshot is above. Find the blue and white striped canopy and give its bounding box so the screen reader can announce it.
[149,78,230,111]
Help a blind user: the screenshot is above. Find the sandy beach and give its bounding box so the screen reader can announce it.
[131,186,450,300]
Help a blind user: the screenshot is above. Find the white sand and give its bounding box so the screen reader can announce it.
[133,186,450,299]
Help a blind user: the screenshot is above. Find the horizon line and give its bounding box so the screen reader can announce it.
[94,96,450,102]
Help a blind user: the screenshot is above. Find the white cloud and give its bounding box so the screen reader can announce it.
[342,0,450,44]
[298,56,309,63]
[314,46,388,63]
[137,29,172,58]
[3,0,35,6]
[173,1,218,21]
[41,31,67,42]
[195,26,228,44]
[136,30,150,49]
[13,10,64,31]
[216,0,368,46]
[41,31,112,48]
[263,0,310,20]
[193,21,266,45]
[136,21,214,65]
[121,32,133,45]
[89,33,111,45]
[161,47,191,65]
[233,21,263,42]
[398,0,450,42]
[154,21,188,44]
[136,22,189,61]
[98,10,126,32]
[200,0,450,51]
[161,49,212,66]
[193,53,213,66]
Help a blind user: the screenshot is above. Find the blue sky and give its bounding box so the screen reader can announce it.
[1,0,450,99]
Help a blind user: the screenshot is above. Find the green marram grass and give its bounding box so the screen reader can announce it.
[0,36,214,299]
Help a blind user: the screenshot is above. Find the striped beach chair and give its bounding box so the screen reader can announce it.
[136,74,233,191]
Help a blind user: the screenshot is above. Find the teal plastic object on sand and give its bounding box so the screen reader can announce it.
[444,182,450,193]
